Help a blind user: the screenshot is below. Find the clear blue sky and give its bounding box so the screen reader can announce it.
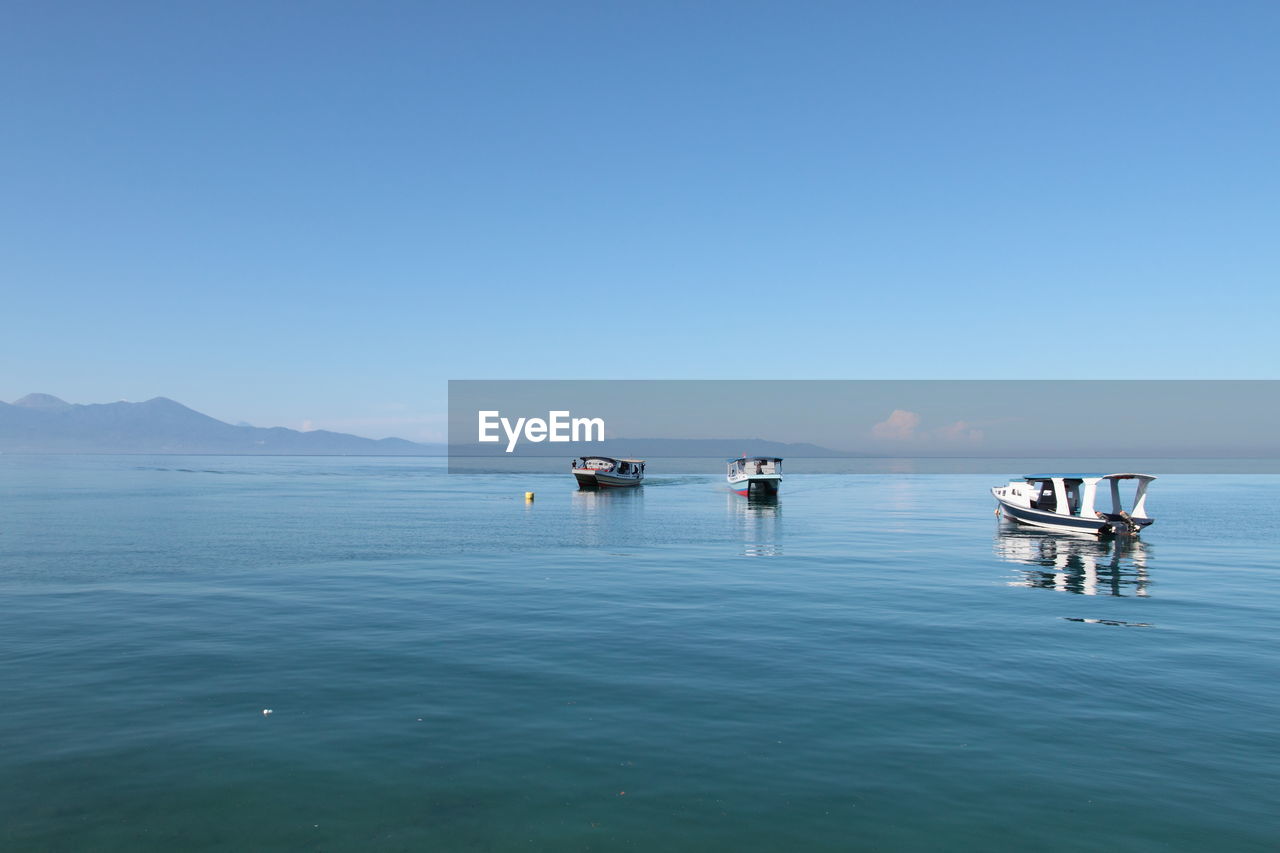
[3,1,1277,441]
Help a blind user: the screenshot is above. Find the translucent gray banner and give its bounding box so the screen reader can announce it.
[448,380,1280,473]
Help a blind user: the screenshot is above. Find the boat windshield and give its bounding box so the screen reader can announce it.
[729,458,781,475]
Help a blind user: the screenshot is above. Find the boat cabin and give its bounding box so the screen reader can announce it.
[572,457,645,475]
[615,458,645,476]
[728,457,782,477]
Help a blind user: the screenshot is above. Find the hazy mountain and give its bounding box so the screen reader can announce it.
[12,392,75,411]
[0,394,446,455]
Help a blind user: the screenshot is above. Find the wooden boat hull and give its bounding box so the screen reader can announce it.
[594,470,643,488]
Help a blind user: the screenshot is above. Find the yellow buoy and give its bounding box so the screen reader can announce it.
[525,491,535,501]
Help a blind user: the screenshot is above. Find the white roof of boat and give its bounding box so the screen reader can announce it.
[728,456,783,462]
[617,458,645,463]
[1023,473,1156,481]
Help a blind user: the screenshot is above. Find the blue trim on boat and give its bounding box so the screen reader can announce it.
[1001,503,1106,531]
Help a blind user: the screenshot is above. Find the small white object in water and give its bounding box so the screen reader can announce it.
[262,709,273,716]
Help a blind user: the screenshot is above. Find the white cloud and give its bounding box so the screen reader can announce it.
[936,420,984,443]
[872,410,985,445]
[872,409,921,440]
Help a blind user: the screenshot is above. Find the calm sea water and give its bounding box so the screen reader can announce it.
[2,456,1277,851]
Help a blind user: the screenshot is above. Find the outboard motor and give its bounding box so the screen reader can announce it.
[1098,511,1141,536]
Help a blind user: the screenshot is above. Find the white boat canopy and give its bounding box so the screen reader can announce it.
[1021,473,1156,519]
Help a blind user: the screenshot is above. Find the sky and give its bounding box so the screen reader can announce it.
[3,1,1277,442]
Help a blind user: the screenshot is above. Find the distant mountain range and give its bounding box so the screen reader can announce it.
[0,394,446,455]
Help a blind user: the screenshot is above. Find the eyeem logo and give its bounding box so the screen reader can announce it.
[478,410,605,452]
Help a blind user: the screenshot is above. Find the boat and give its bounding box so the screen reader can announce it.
[992,473,1155,536]
[571,456,644,488]
[727,456,782,497]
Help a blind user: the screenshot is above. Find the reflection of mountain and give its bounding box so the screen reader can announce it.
[995,525,1151,596]
[727,493,781,556]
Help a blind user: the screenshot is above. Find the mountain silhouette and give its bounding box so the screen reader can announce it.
[0,394,444,454]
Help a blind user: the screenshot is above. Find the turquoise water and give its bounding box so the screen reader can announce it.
[2,456,1277,851]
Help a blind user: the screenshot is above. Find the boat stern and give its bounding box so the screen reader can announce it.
[732,474,781,497]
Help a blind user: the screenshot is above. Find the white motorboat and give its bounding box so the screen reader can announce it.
[992,473,1155,536]
[728,456,782,497]
[571,456,644,488]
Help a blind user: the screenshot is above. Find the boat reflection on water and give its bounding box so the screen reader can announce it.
[569,484,644,548]
[995,524,1151,596]
[726,492,781,556]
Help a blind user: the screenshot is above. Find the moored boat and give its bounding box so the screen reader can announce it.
[992,473,1155,536]
[727,456,782,496]
[572,456,644,488]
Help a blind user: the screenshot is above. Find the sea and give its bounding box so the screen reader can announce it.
[2,455,1277,851]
